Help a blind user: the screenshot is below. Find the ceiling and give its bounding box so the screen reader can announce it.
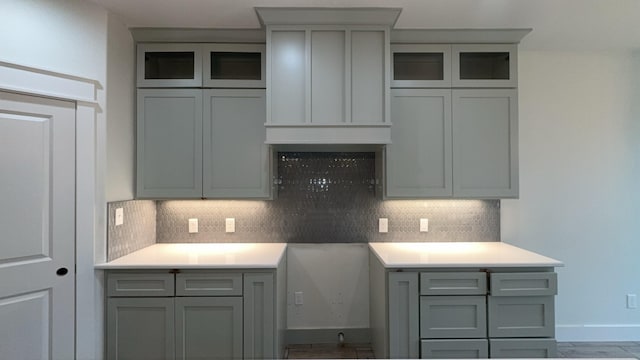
[87,0,640,51]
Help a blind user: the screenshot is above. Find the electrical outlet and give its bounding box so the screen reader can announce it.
[115,208,124,226]
[420,218,429,232]
[379,218,388,233]
[188,218,198,233]
[225,218,235,233]
[628,294,637,309]
[295,291,304,305]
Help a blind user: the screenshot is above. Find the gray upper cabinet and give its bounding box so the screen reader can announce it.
[386,89,452,198]
[137,43,203,88]
[203,89,270,199]
[452,89,519,198]
[264,24,392,144]
[452,44,517,88]
[136,89,203,199]
[203,44,266,88]
[391,44,452,88]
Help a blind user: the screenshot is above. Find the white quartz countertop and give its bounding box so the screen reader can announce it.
[369,242,563,268]
[95,243,287,269]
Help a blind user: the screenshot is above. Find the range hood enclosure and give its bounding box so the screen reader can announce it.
[257,8,401,144]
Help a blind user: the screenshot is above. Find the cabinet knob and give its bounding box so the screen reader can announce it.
[56,267,69,276]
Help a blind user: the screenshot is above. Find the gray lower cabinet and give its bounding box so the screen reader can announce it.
[175,297,243,360]
[369,256,558,359]
[107,297,175,360]
[490,339,557,358]
[421,339,489,359]
[106,270,284,360]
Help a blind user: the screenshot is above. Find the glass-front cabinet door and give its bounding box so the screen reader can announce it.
[391,44,451,88]
[203,44,266,88]
[452,44,517,88]
[137,43,203,87]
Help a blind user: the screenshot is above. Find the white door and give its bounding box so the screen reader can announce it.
[0,91,75,359]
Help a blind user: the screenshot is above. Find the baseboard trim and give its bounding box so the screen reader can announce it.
[557,324,640,342]
[286,328,370,345]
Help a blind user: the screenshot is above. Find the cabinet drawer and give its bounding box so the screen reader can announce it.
[420,296,487,339]
[488,296,555,338]
[176,272,242,296]
[421,339,488,359]
[420,272,487,295]
[107,272,175,297]
[490,272,557,296]
[490,338,557,358]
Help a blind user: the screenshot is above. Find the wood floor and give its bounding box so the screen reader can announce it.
[285,342,640,359]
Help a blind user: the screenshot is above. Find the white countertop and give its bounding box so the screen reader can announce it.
[369,242,563,268]
[95,243,287,269]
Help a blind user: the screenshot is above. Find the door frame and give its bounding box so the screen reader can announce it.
[0,60,104,359]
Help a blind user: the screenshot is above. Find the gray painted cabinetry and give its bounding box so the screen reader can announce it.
[106,269,285,360]
[387,43,519,199]
[370,253,559,359]
[136,43,271,199]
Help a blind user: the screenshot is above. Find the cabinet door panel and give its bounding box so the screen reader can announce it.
[244,273,276,359]
[175,297,243,360]
[490,272,558,297]
[388,272,419,358]
[490,338,557,358]
[452,89,518,198]
[387,89,452,198]
[420,295,487,339]
[203,89,270,198]
[351,30,386,124]
[107,272,175,297]
[107,297,175,360]
[488,296,555,338]
[137,43,202,87]
[420,272,487,295]
[421,339,488,359]
[176,272,243,296]
[311,30,345,123]
[269,31,306,124]
[137,89,203,198]
[452,44,517,88]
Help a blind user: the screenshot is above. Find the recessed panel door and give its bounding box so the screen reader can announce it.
[0,91,75,359]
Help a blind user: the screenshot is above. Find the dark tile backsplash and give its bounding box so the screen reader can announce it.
[108,152,499,258]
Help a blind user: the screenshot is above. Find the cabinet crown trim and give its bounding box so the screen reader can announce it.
[256,7,402,26]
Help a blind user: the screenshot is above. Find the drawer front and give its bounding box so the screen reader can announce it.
[420,296,487,339]
[176,272,242,296]
[421,272,487,295]
[488,296,555,338]
[421,339,488,359]
[490,338,557,358]
[490,272,557,296]
[107,272,175,297]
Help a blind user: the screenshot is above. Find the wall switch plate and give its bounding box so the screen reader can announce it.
[225,218,235,233]
[379,218,388,233]
[188,218,198,233]
[628,294,637,309]
[420,218,429,232]
[295,291,304,305]
[115,208,124,226]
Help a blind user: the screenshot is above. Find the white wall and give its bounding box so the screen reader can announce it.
[0,1,134,357]
[502,50,640,341]
[287,244,370,331]
[106,13,135,201]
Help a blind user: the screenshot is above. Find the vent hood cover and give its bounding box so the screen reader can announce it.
[258,7,399,145]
